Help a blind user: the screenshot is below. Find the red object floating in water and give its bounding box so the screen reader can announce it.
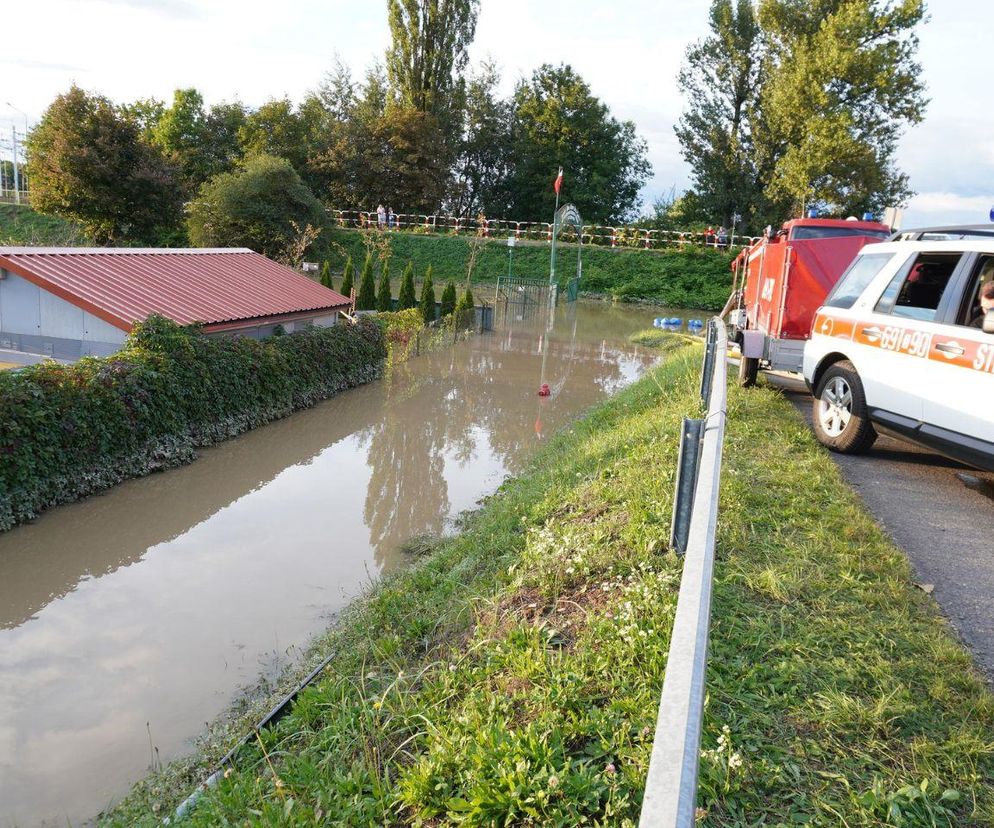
[538,383,551,397]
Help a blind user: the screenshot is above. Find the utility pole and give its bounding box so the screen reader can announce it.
[11,126,20,204]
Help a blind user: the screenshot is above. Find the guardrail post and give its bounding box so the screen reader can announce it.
[669,417,704,555]
[699,320,717,405]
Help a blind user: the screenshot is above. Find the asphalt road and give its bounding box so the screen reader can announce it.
[763,371,994,682]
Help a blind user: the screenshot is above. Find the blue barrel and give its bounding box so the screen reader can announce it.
[665,317,682,326]
[688,319,704,329]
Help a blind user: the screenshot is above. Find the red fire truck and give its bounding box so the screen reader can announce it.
[727,217,892,385]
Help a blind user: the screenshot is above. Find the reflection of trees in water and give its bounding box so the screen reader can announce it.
[362,319,648,567]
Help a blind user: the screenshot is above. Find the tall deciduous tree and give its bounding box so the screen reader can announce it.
[758,0,926,216]
[675,0,765,228]
[505,65,651,223]
[676,0,927,229]
[27,85,183,244]
[450,60,513,216]
[385,0,479,121]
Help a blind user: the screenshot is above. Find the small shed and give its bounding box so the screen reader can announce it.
[0,247,352,359]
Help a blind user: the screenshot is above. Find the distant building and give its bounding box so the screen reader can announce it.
[0,247,351,359]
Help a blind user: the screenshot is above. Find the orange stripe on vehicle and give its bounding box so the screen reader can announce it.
[812,312,855,340]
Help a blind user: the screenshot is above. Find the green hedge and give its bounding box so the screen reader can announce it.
[327,229,735,310]
[0,315,386,532]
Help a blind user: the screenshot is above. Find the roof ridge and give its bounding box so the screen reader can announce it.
[0,247,255,255]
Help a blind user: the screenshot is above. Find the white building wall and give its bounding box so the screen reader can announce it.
[0,270,127,358]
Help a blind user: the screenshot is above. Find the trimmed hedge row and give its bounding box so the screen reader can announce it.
[326,229,736,310]
[0,315,387,532]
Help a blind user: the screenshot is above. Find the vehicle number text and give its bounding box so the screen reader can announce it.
[879,326,931,357]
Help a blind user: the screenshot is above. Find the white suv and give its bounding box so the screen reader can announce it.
[803,235,994,471]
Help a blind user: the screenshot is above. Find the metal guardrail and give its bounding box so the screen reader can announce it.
[640,317,728,826]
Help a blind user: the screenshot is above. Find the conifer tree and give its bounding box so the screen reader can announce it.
[340,255,355,299]
[356,253,377,310]
[376,259,392,311]
[440,280,457,317]
[320,260,334,290]
[419,266,436,325]
[398,261,417,309]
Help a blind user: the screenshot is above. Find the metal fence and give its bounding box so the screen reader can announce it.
[0,189,29,205]
[639,318,728,827]
[330,209,759,252]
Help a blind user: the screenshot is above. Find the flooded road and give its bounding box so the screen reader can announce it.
[0,301,703,826]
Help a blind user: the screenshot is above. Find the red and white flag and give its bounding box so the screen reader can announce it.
[553,168,563,195]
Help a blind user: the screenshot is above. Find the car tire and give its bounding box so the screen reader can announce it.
[812,361,877,454]
[738,356,758,387]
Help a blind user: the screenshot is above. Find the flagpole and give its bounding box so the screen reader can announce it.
[550,168,562,290]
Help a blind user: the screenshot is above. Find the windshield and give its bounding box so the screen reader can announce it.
[823,252,896,309]
[790,226,891,241]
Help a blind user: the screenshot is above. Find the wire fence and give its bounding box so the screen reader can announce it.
[330,209,759,252]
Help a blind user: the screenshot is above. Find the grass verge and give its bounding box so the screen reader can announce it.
[102,334,994,827]
[0,203,87,245]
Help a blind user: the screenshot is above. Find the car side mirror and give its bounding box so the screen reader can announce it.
[985,309,994,335]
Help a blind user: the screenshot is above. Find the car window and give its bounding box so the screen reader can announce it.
[874,252,962,322]
[824,253,895,309]
[954,255,994,328]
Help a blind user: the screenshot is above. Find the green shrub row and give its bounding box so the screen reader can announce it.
[0,315,386,532]
[326,229,736,310]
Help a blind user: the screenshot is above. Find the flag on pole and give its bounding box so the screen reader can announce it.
[553,168,563,195]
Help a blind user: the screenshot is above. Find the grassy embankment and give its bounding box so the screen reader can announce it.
[327,228,735,310]
[0,202,86,245]
[104,334,994,827]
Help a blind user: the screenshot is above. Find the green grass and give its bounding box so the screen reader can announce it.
[101,334,994,827]
[0,203,87,245]
[326,229,735,310]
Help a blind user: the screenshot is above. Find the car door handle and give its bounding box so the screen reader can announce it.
[934,341,965,357]
[860,326,882,340]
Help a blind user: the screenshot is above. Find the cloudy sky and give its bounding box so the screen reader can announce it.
[2,0,990,228]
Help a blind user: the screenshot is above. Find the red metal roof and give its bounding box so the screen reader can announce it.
[0,247,351,332]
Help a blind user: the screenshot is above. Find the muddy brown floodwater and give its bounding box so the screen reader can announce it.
[0,300,705,826]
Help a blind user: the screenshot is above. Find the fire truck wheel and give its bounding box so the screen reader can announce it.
[738,356,759,387]
[812,361,877,454]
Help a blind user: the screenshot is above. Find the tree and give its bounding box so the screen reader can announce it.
[450,60,513,216]
[675,0,927,228]
[356,253,377,310]
[27,86,183,244]
[340,255,355,298]
[440,280,457,317]
[320,260,334,290]
[187,154,326,260]
[398,261,417,309]
[505,65,651,222]
[758,0,926,217]
[419,266,436,325]
[315,102,448,213]
[377,259,392,311]
[674,0,766,228]
[456,286,474,312]
[385,0,479,121]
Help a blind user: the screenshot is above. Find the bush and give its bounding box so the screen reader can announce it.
[398,261,417,310]
[419,265,436,325]
[356,253,377,310]
[376,260,392,312]
[340,255,355,299]
[0,315,386,532]
[187,154,327,261]
[440,281,457,317]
